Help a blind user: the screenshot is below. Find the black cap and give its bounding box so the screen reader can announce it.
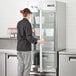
[23,8,32,14]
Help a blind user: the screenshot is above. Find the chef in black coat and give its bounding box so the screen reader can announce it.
[17,8,44,76]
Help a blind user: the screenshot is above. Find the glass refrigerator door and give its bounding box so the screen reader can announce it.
[31,11,40,66]
[40,10,56,72]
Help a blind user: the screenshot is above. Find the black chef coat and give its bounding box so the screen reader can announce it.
[17,18,37,51]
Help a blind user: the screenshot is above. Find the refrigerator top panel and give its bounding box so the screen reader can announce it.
[39,0,56,11]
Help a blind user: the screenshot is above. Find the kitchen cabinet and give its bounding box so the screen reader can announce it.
[0,53,6,76]
[6,53,18,76]
[59,50,76,76]
[0,50,17,76]
[0,0,28,38]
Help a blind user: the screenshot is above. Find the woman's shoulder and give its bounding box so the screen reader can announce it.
[17,19,23,24]
[17,18,31,28]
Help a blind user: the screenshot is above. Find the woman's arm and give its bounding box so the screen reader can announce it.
[25,21,44,44]
[25,22,38,44]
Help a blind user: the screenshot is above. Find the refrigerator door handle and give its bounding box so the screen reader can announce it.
[69,57,76,61]
[8,55,17,59]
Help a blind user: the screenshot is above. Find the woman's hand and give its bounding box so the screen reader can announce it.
[32,29,35,33]
[37,39,45,44]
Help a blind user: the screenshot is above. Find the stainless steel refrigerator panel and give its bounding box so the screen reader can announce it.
[59,53,76,76]
[55,2,66,51]
[0,53,5,76]
[42,52,56,72]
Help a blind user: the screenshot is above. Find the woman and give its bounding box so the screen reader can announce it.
[17,8,44,76]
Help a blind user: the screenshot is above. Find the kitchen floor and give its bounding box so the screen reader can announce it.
[30,66,56,76]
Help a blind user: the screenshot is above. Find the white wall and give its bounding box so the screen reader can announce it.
[66,0,76,49]
[0,0,28,37]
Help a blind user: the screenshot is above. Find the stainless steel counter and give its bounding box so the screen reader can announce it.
[59,49,76,55]
[0,38,17,40]
[0,49,17,54]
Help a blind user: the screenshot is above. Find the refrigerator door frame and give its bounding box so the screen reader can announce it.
[40,10,42,72]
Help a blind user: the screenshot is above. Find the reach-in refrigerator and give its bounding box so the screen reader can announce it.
[30,1,66,76]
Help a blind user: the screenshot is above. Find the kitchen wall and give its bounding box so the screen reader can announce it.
[0,0,28,37]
